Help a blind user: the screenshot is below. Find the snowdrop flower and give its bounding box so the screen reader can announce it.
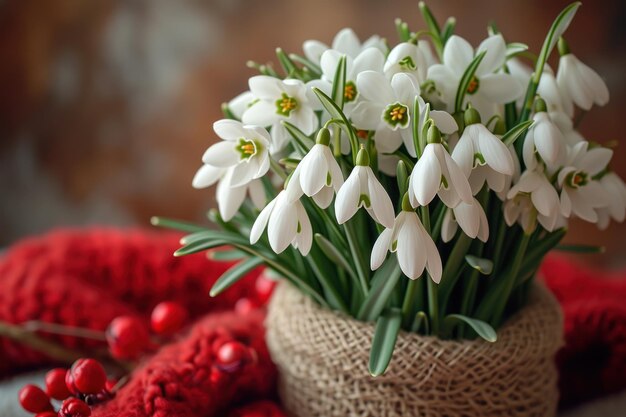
[242,76,317,154]
[556,38,609,111]
[250,190,312,255]
[558,141,611,223]
[192,120,272,220]
[286,128,344,208]
[451,107,514,194]
[413,95,458,157]
[371,195,442,282]
[522,99,566,170]
[408,125,473,208]
[335,148,395,228]
[427,34,523,118]
[227,91,255,119]
[441,198,489,243]
[352,71,420,155]
[595,172,626,230]
[384,42,428,84]
[506,168,561,232]
[537,67,573,117]
[303,28,386,65]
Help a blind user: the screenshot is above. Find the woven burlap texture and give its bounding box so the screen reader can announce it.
[266,281,563,417]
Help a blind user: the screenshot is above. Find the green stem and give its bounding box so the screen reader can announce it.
[343,220,370,296]
[420,206,439,335]
[269,158,287,180]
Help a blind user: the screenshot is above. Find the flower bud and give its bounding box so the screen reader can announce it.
[463,106,481,126]
[315,127,331,146]
[426,124,442,144]
[356,146,370,167]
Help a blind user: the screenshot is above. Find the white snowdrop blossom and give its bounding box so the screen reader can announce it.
[537,68,573,117]
[595,172,626,229]
[242,76,317,154]
[441,198,489,243]
[335,149,395,228]
[557,141,611,223]
[384,42,428,84]
[409,127,473,208]
[371,208,442,282]
[451,109,515,194]
[557,44,609,111]
[192,120,272,220]
[286,130,344,208]
[303,28,386,65]
[427,34,523,118]
[522,103,566,170]
[250,191,313,255]
[227,91,256,119]
[506,169,561,232]
[352,71,421,155]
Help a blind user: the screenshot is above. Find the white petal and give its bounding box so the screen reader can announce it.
[248,75,284,100]
[216,180,247,221]
[422,227,442,283]
[579,182,609,208]
[390,73,420,106]
[267,195,298,253]
[228,159,258,187]
[242,100,280,126]
[531,182,559,217]
[476,34,506,76]
[250,197,277,244]
[366,168,396,228]
[430,110,458,134]
[476,125,514,175]
[353,47,385,74]
[576,58,609,106]
[192,164,225,189]
[351,101,385,131]
[396,214,427,279]
[534,116,564,166]
[410,144,441,206]
[451,133,475,177]
[479,73,524,103]
[356,71,394,103]
[371,228,393,270]
[454,200,480,238]
[248,180,266,209]
[291,106,318,135]
[202,141,239,167]
[300,145,328,196]
[569,189,598,222]
[303,40,328,63]
[286,164,304,202]
[442,148,473,204]
[373,127,403,154]
[213,119,248,140]
[560,188,572,217]
[228,91,255,119]
[579,147,613,176]
[477,206,489,242]
[312,186,334,209]
[294,202,313,255]
[333,28,361,57]
[443,35,473,76]
[335,169,361,224]
[320,49,343,80]
[441,210,458,243]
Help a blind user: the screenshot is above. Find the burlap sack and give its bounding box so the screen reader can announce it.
[266,281,563,417]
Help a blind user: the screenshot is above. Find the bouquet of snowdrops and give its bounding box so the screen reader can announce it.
[155,1,625,375]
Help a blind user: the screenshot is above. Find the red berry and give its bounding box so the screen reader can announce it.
[150,301,188,336]
[70,358,107,394]
[215,341,251,373]
[45,368,71,400]
[60,398,91,417]
[34,412,57,417]
[65,369,79,395]
[18,384,53,413]
[106,316,150,359]
[235,298,255,315]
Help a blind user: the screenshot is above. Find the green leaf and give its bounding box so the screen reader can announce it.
[502,120,534,147]
[314,234,355,276]
[221,102,239,120]
[150,216,206,233]
[443,314,497,342]
[418,1,443,55]
[275,48,299,78]
[506,42,529,59]
[210,257,263,296]
[312,87,359,163]
[282,121,315,155]
[396,160,409,195]
[440,17,456,44]
[410,311,429,333]
[465,255,493,275]
[288,53,322,77]
[208,249,246,261]
[454,50,486,113]
[357,260,401,322]
[369,308,402,377]
[174,239,230,256]
[395,18,411,42]
[556,244,604,254]
[331,55,347,110]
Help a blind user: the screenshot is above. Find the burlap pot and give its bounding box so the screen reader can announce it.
[266,281,564,417]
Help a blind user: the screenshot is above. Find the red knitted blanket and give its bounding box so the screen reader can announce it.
[0,228,624,415]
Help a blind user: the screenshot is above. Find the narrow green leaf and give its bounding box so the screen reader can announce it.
[288,53,322,77]
[418,1,443,55]
[444,314,497,342]
[276,48,299,77]
[465,255,494,275]
[454,51,487,113]
[556,244,604,254]
[440,17,456,44]
[150,216,206,233]
[331,55,347,110]
[282,120,314,155]
[506,42,529,59]
[314,234,355,276]
[396,160,409,195]
[174,239,230,256]
[208,249,246,261]
[369,308,402,377]
[395,18,411,42]
[410,311,429,333]
[502,120,534,147]
[357,260,401,322]
[210,257,263,296]
[221,103,239,120]
[312,87,360,163]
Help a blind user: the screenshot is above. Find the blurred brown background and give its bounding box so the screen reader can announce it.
[1,0,624,267]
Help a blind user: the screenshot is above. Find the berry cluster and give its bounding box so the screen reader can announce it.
[18,358,112,416]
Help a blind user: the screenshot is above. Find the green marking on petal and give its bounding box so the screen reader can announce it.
[473,153,486,167]
[399,55,417,71]
[566,171,588,188]
[275,93,298,116]
[297,221,302,233]
[344,81,358,103]
[326,172,332,186]
[235,138,260,161]
[441,175,449,189]
[391,240,398,252]
[383,102,410,129]
[359,193,371,208]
